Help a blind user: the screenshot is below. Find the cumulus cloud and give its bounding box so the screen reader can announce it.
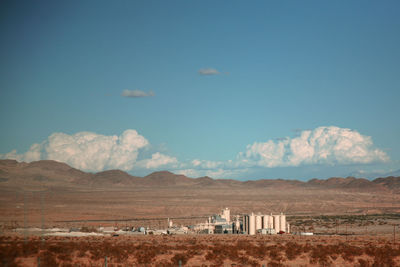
[239,126,389,167]
[198,68,221,75]
[0,130,170,172]
[122,89,155,98]
[0,126,390,179]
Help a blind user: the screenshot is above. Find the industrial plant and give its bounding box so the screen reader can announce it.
[192,208,289,235]
[26,208,290,237]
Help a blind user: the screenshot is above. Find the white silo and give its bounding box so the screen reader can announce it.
[249,213,256,235]
[286,222,290,234]
[269,215,274,229]
[235,217,240,232]
[280,213,286,233]
[263,215,272,229]
[273,215,281,233]
[256,214,262,230]
[222,208,230,223]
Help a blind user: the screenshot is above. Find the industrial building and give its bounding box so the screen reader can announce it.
[242,212,289,235]
[192,208,290,235]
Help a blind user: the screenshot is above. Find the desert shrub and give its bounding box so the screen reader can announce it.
[250,243,268,260]
[20,240,40,257]
[47,243,66,254]
[268,261,284,267]
[89,246,103,261]
[204,246,228,265]
[134,245,157,264]
[236,239,251,251]
[266,245,283,262]
[284,241,303,260]
[0,242,20,265]
[309,245,333,266]
[171,253,190,265]
[371,244,397,267]
[302,242,312,253]
[339,243,362,263]
[358,258,370,267]
[38,251,58,267]
[236,254,259,266]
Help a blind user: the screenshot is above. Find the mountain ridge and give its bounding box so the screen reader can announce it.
[0,159,399,192]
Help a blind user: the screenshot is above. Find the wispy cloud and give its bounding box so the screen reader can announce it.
[198,68,221,76]
[122,89,155,98]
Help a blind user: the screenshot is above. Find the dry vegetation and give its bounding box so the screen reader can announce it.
[1,235,400,266]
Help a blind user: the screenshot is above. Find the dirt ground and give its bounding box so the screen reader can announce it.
[1,186,400,229]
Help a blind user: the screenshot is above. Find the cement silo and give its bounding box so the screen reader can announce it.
[273,215,281,233]
[279,213,286,233]
[263,215,273,229]
[222,208,230,223]
[255,214,262,230]
[249,213,256,235]
[235,217,240,232]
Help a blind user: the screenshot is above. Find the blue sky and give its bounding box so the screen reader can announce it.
[1,0,399,180]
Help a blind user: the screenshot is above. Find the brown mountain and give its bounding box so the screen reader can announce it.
[306,177,388,192]
[0,159,399,193]
[144,171,194,186]
[92,170,143,186]
[1,159,400,222]
[373,176,400,193]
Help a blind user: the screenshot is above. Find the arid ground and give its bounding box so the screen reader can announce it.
[2,235,400,266]
[1,160,400,266]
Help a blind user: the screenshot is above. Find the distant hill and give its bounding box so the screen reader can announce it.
[0,159,399,193]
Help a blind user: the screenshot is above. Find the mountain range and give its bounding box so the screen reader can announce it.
[1,159,399,193]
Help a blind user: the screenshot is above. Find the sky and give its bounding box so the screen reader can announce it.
[1,0,399,180]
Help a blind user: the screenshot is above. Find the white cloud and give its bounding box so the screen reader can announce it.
[122,89,155,98]
[239,126,389,167]
[1,130,149,172]
[137,152,178,169]
[175,167,249,179]
[198,68,221,75]
[0,126,390,179]
[191,159,223,169]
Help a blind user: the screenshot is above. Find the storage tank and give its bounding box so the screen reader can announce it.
[222,208,230,223]
[286,222,290,234]
[235,217,240,232]
[273,215,281,233]
[255,214,262,230]
[280,213,286,233]
[249,213,256,235]
[263,215,273,229]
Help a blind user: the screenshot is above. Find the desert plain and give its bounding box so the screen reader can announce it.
[1,159,400,266]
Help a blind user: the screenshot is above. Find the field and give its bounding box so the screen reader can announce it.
[2,234,400,266]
